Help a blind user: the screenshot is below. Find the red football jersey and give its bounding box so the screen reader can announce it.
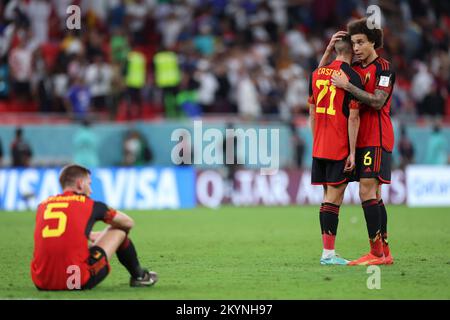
[31,191,117,290]
[352,57,395,151]
[309,60,363,160]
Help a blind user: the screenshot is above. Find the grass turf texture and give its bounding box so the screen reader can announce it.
[1,206,449,300]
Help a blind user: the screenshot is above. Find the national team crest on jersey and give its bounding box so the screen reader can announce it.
[364,72,371,85]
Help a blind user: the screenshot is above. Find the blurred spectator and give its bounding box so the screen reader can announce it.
[11,127,32,167]
[27,0,51,46]
[419,83,445,117]
[159,10,184,49]
[236,68,261,119]
[176,73,201,117]
[61,30,84,56]
[194,59,218,113]
[84,53,113,112]
[8,30,33,101]
[0,0,447,124]
[212,59,233,113]
[126,0,151,45]
[122,130,153,166]
[398,126,415,169]
[83,0,109,26]
[52,63,69,113]
[194,24,215,56]
[411,63,434,112]
[0,56,10,99]
[33,48,53,112]
[73,120,99,168]
[280,64,308,119]
[110,27,130,68]
[125,50,147,118]
[109,0,127,29]
[425,124,448,165]
[153,50,181,117]
[65,76,91,120]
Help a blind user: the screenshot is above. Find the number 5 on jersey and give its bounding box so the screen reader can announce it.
[315,79,336,115]
[42,202,69,238]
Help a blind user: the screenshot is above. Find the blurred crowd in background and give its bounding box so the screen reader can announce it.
[0,0,449,122]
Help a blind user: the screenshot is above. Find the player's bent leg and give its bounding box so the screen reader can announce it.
[81,246,110,290]
[93,226,127,260]
[349,178,385,266]
[94,227,158,287]
[320,183,349,265]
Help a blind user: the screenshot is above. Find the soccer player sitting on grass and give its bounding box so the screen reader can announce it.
[321,18,395,266]
[31,164,158,290]
[308,36,362,265]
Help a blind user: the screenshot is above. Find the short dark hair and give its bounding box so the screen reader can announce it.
[59,164,91,189]
[334,34,352,55]
[347,18,383,49]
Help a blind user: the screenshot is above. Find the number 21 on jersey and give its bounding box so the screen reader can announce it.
[315,79,336,115]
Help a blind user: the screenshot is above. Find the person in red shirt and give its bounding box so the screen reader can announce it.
[308,36,362,265]
[322,19,395,266]
[31,164,158,290]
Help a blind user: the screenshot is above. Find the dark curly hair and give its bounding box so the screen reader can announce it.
[347,18,384,49]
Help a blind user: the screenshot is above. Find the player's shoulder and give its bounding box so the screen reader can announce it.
[341,62,364,88]
[312,61,334,74]
[376,57,391,69]
[374,57,393,73]
[351,61,361,68]
[341,62,358,76]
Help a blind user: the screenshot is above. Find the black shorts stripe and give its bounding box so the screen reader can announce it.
[355,147,391,184]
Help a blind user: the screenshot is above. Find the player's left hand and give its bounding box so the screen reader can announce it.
[326,31,348,52]
[331,70,349,90]
[344,153,355,172]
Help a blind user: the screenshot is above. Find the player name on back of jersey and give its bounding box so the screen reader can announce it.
[43,195,86,203]
[317,67,341,77]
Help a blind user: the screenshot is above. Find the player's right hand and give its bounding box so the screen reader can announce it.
[89,231,102,243]
[326,31,348,51]
[344,153,355,172]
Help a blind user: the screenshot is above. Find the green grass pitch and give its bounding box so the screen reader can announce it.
[1,206,449,300]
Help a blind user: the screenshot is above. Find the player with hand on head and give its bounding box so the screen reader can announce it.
[323,18,395,266]
[308,35,363,265]
[31,164,158,290]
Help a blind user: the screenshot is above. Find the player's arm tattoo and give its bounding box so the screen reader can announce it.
[345,83,389,110]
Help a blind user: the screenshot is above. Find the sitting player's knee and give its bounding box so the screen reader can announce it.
[127,218,135,230]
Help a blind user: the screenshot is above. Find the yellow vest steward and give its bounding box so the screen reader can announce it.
[154,51,181,88]
[126,51,146,89]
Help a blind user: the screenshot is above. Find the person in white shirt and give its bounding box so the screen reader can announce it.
[84,54,113,112]
[8,33,33,101]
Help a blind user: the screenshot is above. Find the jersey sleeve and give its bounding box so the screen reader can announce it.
[342,64,363,110]
[307,73,315,104]
[375,65,395,94]
[92,201,118,224]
